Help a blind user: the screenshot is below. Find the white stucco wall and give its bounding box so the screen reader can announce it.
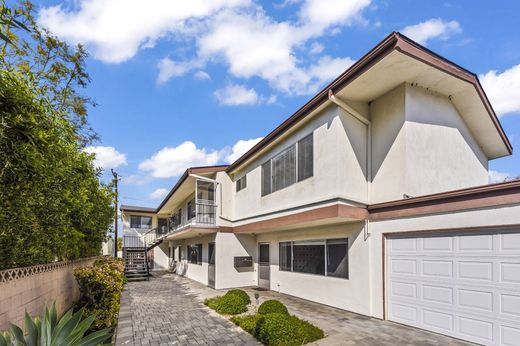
[215,232,257,289]
[169,234,216,286]
[368,203,520,319]
[228,104,369,223]
[255,222,370,315]
[369,83,489,203]
[404,84,488,196]
[152,242,169,271]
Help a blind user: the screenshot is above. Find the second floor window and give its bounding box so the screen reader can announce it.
[261,133,313,196]
[236,175,247,192]
[130,215,152,229]
[187,200,196,220]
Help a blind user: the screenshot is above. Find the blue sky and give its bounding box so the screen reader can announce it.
[34,0,520,208]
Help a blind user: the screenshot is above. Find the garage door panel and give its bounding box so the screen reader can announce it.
[458,288,493,311]
[500,233,520,251]
[422,236,453,251]
[500,294,520,317]
[387,230,520,346]
[423,284,453,304]
[457,261,493,281]
[458,234,494,251]
[500,262,520,283]
[422,260,453,277]
[501,325,520,346]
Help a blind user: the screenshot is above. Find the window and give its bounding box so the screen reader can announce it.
[157,218,168,234]
[187,200,196,220]
[236,175,247,192]
[272,146,296,193]
[177,208,182,225]
[298,134,313,181]
[279,238,348,279]
[261,161,271,196]
[261,133,313,196]
[187,244,202,264]
[177,246,182,261]
[130,215,152,229]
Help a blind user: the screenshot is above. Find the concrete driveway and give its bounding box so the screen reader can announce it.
[116,272,473,346]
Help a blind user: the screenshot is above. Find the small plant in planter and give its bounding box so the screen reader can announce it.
[0,303,112,346]
[204,289,250,315]
[258,300,289,315]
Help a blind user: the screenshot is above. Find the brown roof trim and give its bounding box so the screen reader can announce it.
[119,205,157,213]
[155,165,228,213]
[227,32,512,173]
[368,180,520,220]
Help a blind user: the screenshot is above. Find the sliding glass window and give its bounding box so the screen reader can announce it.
[279,238,348,279]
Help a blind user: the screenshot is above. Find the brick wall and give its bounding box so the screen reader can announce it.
[0,257,99,330]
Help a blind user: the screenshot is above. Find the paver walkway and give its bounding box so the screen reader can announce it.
[116,272,473,346]
[115,273,259,345]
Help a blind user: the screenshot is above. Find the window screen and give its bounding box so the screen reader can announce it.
[261,161,271,196]
[298,134,313,181]
[130,216,152,229]
[236,175,247,192]
[272,146,296,193]
[187,244,202,264]
[326,239,348,278]
[279,242,292,271]
[292,240,325,275]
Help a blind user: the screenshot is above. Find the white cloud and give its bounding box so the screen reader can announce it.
[84,146,127,170]
[138,141,221,178]
[194,70,211,80]
[39,0,369,95]
[480,64,520,117]
[38,0,250,63]
[214,84,276,106]
[488,170,512,184]
[149,188,169,200]
[225,137,264,163]
[309,42,324,54]
[401,18,461,45]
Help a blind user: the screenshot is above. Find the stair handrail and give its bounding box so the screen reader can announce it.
[142,226,158,247]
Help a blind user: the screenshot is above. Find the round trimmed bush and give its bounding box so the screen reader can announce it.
[254,313,324,346]
[258,300,288,315]
[204,290,249,315]
[225,289,251,305]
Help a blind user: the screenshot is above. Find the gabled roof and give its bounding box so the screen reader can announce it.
[120,165,228,215]
[227,32,512,173]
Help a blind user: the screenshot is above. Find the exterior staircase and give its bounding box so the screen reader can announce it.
[123,247,149,281]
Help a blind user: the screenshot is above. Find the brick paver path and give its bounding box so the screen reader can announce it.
[115,273,259,345]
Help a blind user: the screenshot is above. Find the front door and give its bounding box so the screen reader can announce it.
[258,243,270,289]
[208,242,216,288]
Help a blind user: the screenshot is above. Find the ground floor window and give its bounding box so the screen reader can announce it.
[187,244,202,264]
[279,238,348,279]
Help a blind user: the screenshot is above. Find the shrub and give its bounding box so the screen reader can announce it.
[225,289,251,305]
[254,313,324,346]
[0,303,112,346]
[230,314,262,334]
[258,300,289,315]
[74,257,125,330]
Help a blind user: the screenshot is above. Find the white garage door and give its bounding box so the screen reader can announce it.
[387,230,520,346]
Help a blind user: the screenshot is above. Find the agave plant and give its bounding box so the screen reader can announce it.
[0,303,112,346]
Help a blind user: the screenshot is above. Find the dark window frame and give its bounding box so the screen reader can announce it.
[187,244,203,265]
[278,238,348,279]
[261,133,313,196]
[130,215,152,229]
[236,175,247,192]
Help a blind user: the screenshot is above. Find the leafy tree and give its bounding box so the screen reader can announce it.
[0,1,113,269]
[0,0,96,144]
[0,0,29,45]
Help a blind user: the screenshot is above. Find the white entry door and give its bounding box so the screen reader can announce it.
[386,230,520,346]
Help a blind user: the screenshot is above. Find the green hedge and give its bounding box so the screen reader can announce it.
[204,289,250,315]
[230,314,262,334]
[74,257,125,330]
[258,300,289,315]
[255,313,324,346]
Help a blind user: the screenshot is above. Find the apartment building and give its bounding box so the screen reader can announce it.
[121,32,520,346]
